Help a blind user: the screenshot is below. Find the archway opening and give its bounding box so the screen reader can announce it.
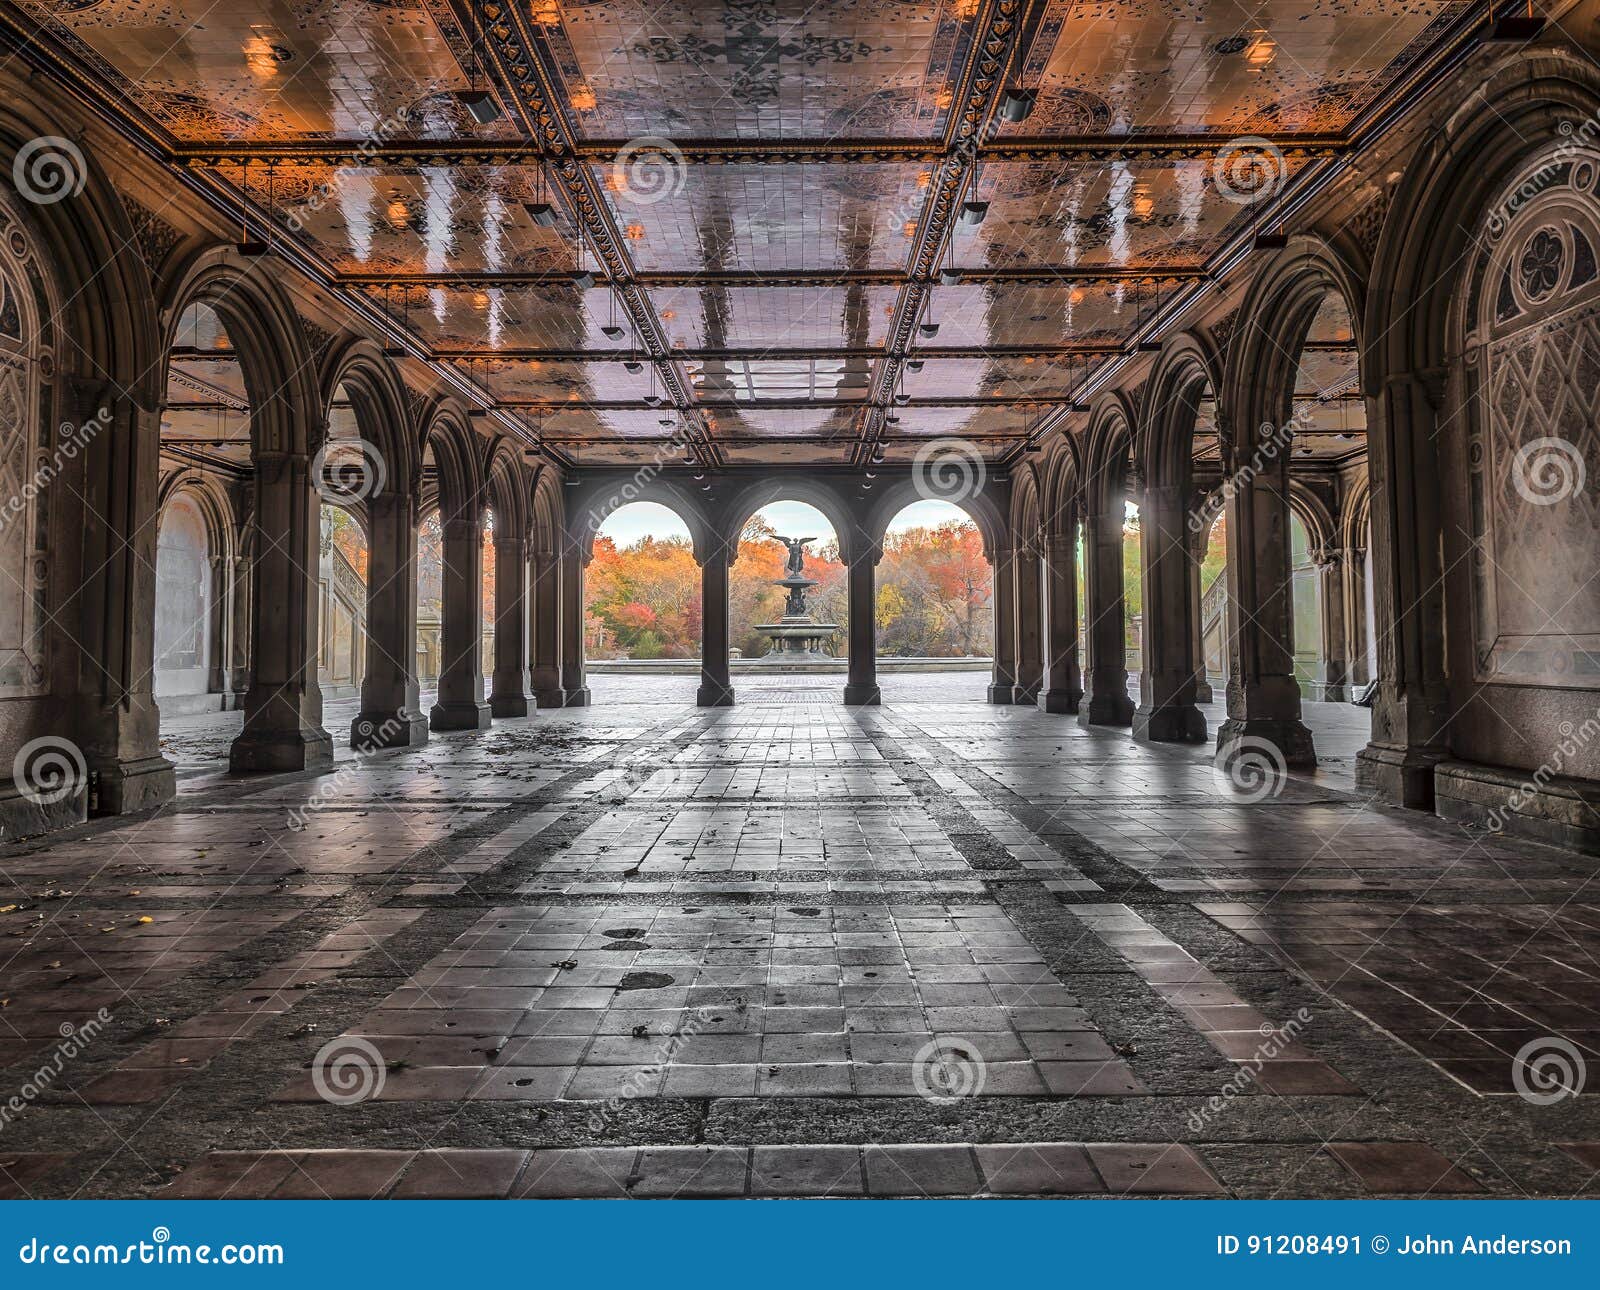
[586,502,701,664]
[481,506,497,673]
[730,502,845,691]
[155,302,246,758]
[317,504,368,702]
[879,498,993,702]
[415,502,444,695]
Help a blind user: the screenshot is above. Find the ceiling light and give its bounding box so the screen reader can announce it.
[644,394,664,408]
[1252,231,1288,251]
[1136,338,1162,354]
[871,444,886,464]
[959,200,989,225]
[998,87,1037,123]
[526,202,559,227]
[894,392,910,405]
[601,325,626,339]
[455,89,503,125]
[573,270,595,290]
[918,322,940,339]
[939,269,962,286]
[906,360,924,372]
[623,360,643,373]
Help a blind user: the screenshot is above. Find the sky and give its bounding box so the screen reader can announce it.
[596,497,973,549]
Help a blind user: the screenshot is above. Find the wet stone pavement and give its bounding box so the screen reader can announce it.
[2,673,1598,1199]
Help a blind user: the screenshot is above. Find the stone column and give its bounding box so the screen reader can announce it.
[1078,503,1134,727]
[1215,441,1315,769]
[490,532,532,717]
[229,449,334,771]
[1134,483,1207,742]
[227,535,252,708]
[207,553,231,698]
[988,544,1018,703]
[351,491,428,750]
[697,549,735,707]
[1013,544,1044,704]
[1188,517,1214,704]
[844,550,881,706]
[1038,530,1082,713]
[429,511,491,730]
[1316,548,1348,703]
[68,385,176,813]
[559,545,591,707]
[1344,544,1371,689]
[1356,373,1450,805]
[531,546,564,707]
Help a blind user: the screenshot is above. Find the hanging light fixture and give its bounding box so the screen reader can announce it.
[456,3,503,124]
[601,281,626,340]
[527,163,558,227]
[998,86,1038,124]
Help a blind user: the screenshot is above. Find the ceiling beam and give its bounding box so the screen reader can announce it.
[167,134,1347,168]
[341,267,1211,290]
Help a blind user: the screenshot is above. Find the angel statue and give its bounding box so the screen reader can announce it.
[776,535,815,578]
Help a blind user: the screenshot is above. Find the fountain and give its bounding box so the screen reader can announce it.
[753,535,841,662]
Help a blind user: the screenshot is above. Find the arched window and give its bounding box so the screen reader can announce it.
[154,495,213,698]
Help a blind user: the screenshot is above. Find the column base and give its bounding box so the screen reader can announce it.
[1193,681,1214,704]
[987,683,1017,704]
[1037,688,1081,715]
[490,694,531,718]
[1133,702,1208,744]
[350,711,429,752]
[534,688,567,709]
[0,778,86,842]
[696,680,735,707]
[1216,717,1316,772]
[563,688,592,708]
[229,726,334,774]
[843,682,881,706]
[1077,687,1134,728]
[90,754,176,816]
[1012,682,1042,705]
[1434,758,1600,854]
[1355,741,1443,810]
[429,701,492,732]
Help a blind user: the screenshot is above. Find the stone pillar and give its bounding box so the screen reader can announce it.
[490,533,532,717]
[351,491,428,750]
[1316,548,1348,703]
[844,550,881,706]
[531,546,564,707]
[988,544,1018,703]
[1038,530,1082,713]
[1078,503,1134,727]
[229,449,334,771]
[1356,372,1450,805]
[429,512,491,731]
[697,550,735,707]
[1134,483,1207,743]
[559,545,591,707]
[1215,442,1315,769]
[68,386,176,813]
[1344,544,1371,688]
[228,542,252,708]
[207,554,231,699]
[1188,517,1214,704]
[1013,544,1044,704]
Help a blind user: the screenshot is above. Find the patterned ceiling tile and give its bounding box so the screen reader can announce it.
[706,405,859,440]
[917,281,1130,349]
[451,358,659,404]
[596,162,930,272]
[401,284,635,350]
[652,285,900,349]
[904,354,1089,401]
[552,0,974,140]
[1009,0,1467,136]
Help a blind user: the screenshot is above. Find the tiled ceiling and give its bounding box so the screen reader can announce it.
[9,0,1473,468]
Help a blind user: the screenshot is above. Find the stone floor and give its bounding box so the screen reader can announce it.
[1,673,1597,1199]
